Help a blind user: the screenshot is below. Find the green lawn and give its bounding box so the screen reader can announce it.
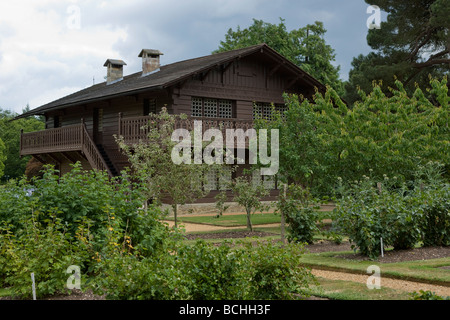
[169,211,332,228]
[309,278,412,300]
[169,212,282,227]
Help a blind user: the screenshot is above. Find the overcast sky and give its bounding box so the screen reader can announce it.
[0,0,384,114]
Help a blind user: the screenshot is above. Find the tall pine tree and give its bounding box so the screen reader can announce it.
[345,0,449,104]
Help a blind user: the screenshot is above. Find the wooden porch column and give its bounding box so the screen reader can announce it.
[80,118,84,148]
[118,112,122,136]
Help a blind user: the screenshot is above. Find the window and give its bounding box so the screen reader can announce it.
[191,97,234,118]
[144,98,157,115]
[97,109,103,132]
[192,97,203,117]
[53,115,62,128]
[204,169,218,192]
[252,171,278,190]
[204,167,232,191]
[253,102,287,120]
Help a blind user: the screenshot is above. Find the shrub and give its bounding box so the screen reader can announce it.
[334,175,417,259]
[245,241,317,300]
[419,184,450,247]
[410,290,449,300]
[0,163,177,298]
[95,240,316,300]
[334,163,449,258]
[0,210,90,299]
[278,185,320,244]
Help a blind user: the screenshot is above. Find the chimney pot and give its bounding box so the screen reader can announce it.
[139,49,163,76]
[103,59,126,84]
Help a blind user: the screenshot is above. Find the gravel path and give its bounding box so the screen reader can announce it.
[311,269,450,297]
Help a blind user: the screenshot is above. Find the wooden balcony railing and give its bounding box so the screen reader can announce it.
[20,124,82,156]
[118,113,255,147]
[20,122,112,177]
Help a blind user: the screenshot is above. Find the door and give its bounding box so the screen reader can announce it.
[93,108,103,145]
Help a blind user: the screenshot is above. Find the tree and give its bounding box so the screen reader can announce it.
[0,107,45,182]
[256,76,449,196]
[229,175,269,232]
[214,18,344,96]
[345,0,450,104]
[116,108,217,228]
[0,138,5,179]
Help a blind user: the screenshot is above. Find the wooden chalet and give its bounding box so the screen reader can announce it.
[17,43,326,203]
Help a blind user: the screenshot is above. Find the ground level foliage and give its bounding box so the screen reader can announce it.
[332,162,449,259]
[0,164,316,300]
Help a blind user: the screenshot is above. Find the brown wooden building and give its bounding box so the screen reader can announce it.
[17,43,325,203]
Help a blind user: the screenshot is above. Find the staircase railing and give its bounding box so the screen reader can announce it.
[80,119,112,177]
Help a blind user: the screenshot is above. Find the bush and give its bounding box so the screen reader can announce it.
[278,185,320,244]
[334,175,418,259]
[95,240,316,300]
[419,184,450,247]
[334,163,449,258]
[0,210,90,298]
[0,163,178,298]
[246,241,317,300]
[410,290,449,300]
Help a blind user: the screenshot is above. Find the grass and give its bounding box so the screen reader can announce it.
[299,251,450,285]
[0,287,11,298]
[169,212,281,227]
[309,278,411,300]
[169,211,332,228]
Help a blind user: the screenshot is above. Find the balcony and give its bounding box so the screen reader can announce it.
[19,115,255,177]
[118,114,255,148]
[20,122,112,176]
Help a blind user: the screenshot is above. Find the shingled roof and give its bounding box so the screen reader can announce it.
[17,43,325,119]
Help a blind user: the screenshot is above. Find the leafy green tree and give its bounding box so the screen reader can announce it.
[0,107,45,181]
[257,76,449,196]
[116,108,217,228]
[229,175,269,231]
[214,18,344,95]
[0,138,5,179]
[345,0,450,104]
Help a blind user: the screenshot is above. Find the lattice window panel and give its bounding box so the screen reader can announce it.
[253,103,263,120]
[218,167,232,191]
[219,100,233,118]
[276,104,287,114]
[263,103,272,120]
[191,97,203,117]
[263,175,275,190]
[251,170,262,187]
[205,169,218,191]
[204,99,217,118]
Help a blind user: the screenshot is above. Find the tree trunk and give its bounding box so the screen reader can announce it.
[280,184,287,245]
[173,204,178,229]
[246,209,253,232]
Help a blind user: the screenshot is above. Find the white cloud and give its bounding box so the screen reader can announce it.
[0,0,372,114]
[0,0,128,113]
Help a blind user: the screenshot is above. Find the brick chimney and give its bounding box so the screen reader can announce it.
[103,59,126,84]
[138,49,163,76]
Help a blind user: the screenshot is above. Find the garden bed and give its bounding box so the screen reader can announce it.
[337,246,450,263]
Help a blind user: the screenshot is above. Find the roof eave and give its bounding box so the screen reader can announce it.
[14,85,165,120]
